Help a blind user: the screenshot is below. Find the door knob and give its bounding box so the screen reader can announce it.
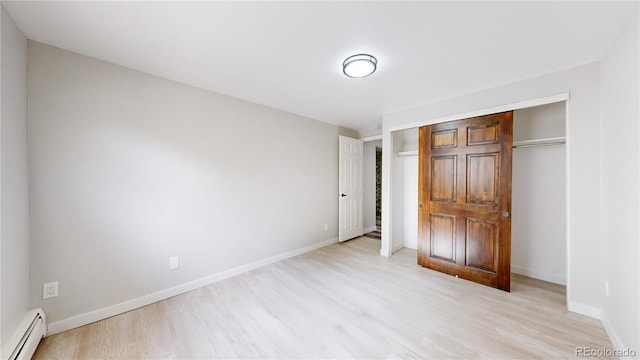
[341,193,348,197]
[502,211,510,218]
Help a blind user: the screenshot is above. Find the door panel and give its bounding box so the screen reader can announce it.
[418,112,513,291]
[430,214,456,262]
[465,218,498,272]
[431,156,457,202]
[432,129,458,148]
[468,123,500,145]
[466,153,499,205]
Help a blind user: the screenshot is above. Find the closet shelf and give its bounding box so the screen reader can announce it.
[396,150,418,157]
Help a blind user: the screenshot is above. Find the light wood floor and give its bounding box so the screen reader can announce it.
[34,237,612,359]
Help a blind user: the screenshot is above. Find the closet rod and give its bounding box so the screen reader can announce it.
[513,137,565,149]
[395,137,566,154]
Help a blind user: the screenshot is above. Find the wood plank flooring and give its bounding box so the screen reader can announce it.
[34,237,612,359]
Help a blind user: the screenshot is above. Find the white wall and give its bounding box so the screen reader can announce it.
[0,5,30,347]
[599,5,639,353]
[513,103,565,141]
[511,103,566,285]
[402,155,417,250]
[391,131,405,252]
[382,62,601,317]
[400,129,418,250]
[27,42,356,328]
[363,139,381,232]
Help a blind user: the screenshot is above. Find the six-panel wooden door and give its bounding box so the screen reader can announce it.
[418,112,513,291]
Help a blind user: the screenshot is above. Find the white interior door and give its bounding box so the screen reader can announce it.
[339,136,364,242]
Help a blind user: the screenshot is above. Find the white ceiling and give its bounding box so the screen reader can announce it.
[4,1,634,133]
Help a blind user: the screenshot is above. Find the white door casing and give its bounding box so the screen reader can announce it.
[339,136,364,242]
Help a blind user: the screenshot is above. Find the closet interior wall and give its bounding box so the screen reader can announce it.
[512,102,566,285]
[392,129,419,251]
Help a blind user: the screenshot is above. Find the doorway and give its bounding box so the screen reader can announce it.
[375,145,382,227]
[363,139,382,239]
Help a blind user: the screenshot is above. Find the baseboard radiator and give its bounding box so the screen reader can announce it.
[2,309,47,360]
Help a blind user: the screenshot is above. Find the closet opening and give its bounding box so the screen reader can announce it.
[389,101,567,296]
[363,138,383,240]
[511,102,567,290]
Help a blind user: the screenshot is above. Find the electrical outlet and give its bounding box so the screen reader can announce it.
[43,282,58,300]
[604,280,610,297]
[323,224,329,231]
[169,256,180,270]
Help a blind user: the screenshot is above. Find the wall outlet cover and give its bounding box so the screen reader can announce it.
[169,256,180,270]
[43,281,59,300]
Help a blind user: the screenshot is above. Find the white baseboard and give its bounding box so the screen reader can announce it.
[600,313,626,353]
[568,301,601,319]
[601,313,638,359]
[568,303,636,358]
[392,243,404,253]
[363,226,377,233]
[47,237,338,336]
[511,265,566,285]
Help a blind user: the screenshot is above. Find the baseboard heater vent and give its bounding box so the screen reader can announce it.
[2,308,47,360]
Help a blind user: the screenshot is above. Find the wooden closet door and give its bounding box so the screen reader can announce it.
[418,112,513,291]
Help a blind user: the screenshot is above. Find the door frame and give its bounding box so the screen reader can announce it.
[380,93,569,290]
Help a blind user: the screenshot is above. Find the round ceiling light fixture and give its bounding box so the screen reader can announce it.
[343,54,377,78]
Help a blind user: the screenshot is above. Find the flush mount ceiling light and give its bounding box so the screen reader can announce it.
[343,54,377,78]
